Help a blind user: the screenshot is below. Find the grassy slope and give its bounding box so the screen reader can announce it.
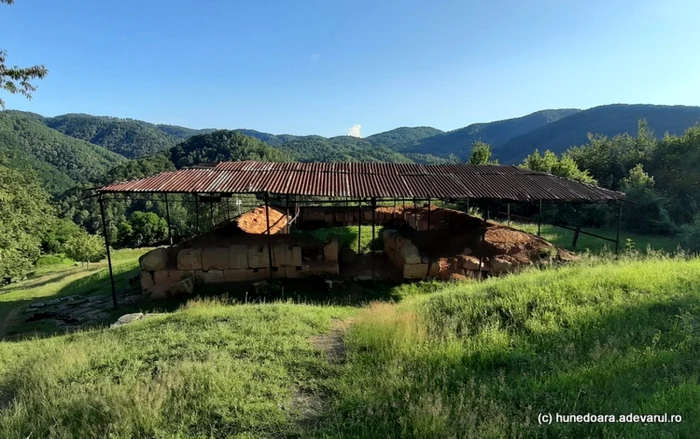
[0,249,150,337]
[320,257,700,438]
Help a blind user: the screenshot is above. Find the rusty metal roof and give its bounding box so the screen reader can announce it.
[99,161,625,202]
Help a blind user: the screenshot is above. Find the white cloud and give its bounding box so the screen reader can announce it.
[346,124,362,138]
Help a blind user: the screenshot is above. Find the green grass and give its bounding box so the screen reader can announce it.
[297,225,384,254]
[503,221,682,254]
[0,248,151,336]
[0,299,355,438]
[317,256,700,438]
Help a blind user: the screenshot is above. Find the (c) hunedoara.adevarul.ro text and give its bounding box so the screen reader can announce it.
[537,413,683,425]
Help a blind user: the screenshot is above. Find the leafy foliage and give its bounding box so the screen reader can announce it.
[119,211,168,248]
[0,164,54,279]
[277,136,412,163]
[520,149,596,183]
[467,141,498,165]
[365,126,443,149]
[0,49,48,109]
[63,232,105,267]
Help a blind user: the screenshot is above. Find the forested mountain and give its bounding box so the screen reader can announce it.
[156,124,216,139]
[0,111,125,193]
[277,136,414,163]
[366,126,444,149]
[44,113,183,158]
[495,104,700,164]
[399,109,580,160]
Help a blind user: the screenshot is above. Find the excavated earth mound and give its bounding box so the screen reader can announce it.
[237,206,289,234]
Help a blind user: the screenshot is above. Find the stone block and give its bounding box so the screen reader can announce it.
[461,255,482,271]
[140,271,154,292]
[202,247,230,271]
[324,212,335,223]
[290,245,302,266]
[284,266,305,279]
[139,247,169,271]
[224,269,248,282]
[398,242,421,264]
[177,248,202,271]
[323,238,340,262]
[169,277,195,296]
[402,263,428,279]
[248,245,270,268]
[427,261,440,278]
[491,256,515,274]
[198,269,225,283]
[229,245,248,269]
[309,260,340,276]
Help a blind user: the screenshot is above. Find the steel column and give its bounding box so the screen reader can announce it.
[537,199,542,236]
[427,197,431,230]
[195,194,200,233]
[357,200,362,254]
[507,203,511,227]
[371,198,376,280]
[164,193,173,245]
[99,195,118,309]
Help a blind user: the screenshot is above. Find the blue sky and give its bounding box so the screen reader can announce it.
[1,0,699,137]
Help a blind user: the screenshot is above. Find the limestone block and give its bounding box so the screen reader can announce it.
[398,242,421,265]
[140,271,154,292]
[198,269,225,283]
[491,256,515,274]
[403,263,429,279]
[309,260,340,276]
[229,245,248,269]
[201,247,230,271]
[290,246,302,266]
[461,255,482,271]
[139,247,169,271]
[169,277,195,296]
[284,266,305,278]
[272,244,289,267]
[324,212,335,223]
[248,245,270,268]
[427,261,440,278]
[177,248,202,271]
[248,268,270,281]
[323,238,340,262]
[224,269,248,282]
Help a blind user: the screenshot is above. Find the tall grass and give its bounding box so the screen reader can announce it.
[317,256,700,438]
[0,300,355,438]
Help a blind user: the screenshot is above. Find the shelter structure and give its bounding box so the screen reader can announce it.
[97,161,626,307]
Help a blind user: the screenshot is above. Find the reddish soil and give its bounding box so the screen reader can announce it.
[237,206,289,234]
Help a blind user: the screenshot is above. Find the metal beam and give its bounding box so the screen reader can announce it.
[99,195,118,309]
[615,203,622,254]
[264,193,274,277]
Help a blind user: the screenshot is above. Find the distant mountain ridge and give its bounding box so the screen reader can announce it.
[493,104,700,163]
[4,103,700,195]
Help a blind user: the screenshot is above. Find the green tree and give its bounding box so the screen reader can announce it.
[0,163,55,279]
[1,1,48,108]
[468,141,498,165]
[42,218,84,253]
[520,149,596,183]
[63,232,105,269]
[620,164,676,235]
[127,211,168,247]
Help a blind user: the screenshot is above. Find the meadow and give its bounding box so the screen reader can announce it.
[0,231,697,438]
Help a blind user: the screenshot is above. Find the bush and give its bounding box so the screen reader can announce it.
[680,216,700,253]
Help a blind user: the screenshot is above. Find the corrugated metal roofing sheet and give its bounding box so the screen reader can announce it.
[99,161,625,202]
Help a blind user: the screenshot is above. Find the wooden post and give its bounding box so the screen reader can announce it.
[99,195,118,309]
[264,193,274,277]
[164,193,173,246]
[615,203,622,254]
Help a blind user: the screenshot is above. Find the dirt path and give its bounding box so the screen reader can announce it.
[309,317,355,364]
[292,317,355,428]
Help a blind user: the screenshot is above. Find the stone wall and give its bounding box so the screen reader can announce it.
[139,233,340,299]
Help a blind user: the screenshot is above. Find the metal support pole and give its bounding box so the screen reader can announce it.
[413,198,418,230]
[195,194,200,233]
[99,195,118,309]
[478,207,487,281]
[466,197,470,213]
[225,197,230,221]
[285,195,290,234]
[371,198,376,280]
[210,201,214,228]
[615,203,622,254]
[264,193,274,276]
[402,199,406,221]
[357,200,362,255]
[537,199,542,237]
[427,197,431,230]
[507,203,511,227]
[164,193,173,246]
